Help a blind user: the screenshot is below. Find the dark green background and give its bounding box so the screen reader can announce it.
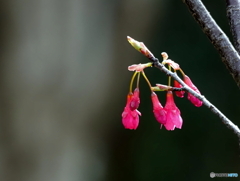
[108,0,240,180]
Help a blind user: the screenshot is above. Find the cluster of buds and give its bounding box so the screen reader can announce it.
[121,36,202,131]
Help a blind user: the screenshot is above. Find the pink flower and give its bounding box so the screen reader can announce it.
[129,88,140,111]
[151,92,167,125]
[164,91,183,130]
[183,75,202,107]
[122,94,141,130]
[151,91,182,130]
[174,80,185,98]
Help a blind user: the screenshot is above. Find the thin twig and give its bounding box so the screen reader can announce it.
[226,0,240,54]
[171,87,185,91]
[183,0,240,89]
[150,57,240,138]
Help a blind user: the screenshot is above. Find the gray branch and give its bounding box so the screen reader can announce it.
[226,0,240,54]
[183,0,240,89]
[150,57,240,139]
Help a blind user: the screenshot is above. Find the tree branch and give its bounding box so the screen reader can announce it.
[183,0,240,89]
[150,57,240,138]
[226,0,240,54]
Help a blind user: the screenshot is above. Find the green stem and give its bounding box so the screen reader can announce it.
[136,72,140,88]
[141,71,153,92]
[129,71,138,93]
[179,68,186,76]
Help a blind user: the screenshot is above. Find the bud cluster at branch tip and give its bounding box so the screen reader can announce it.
[122,36,203,130]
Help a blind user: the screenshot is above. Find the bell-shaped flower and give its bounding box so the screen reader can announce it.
[183,75,202,107]
[122,94,141,130]
[129,88,140,111]
[164,91,183,130]
[151,92,167,125]
[173,80,185,98]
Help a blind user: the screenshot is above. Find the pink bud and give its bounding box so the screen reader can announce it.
[183,75,202,107]
[128,64,144,72]
[129,88,140,111]
[162,59,180,70]
[151,92,167,125]
[128,62,152,72]
[155,84,172,91]
[127,36,154,58]
[161,52,168,60]
[174,80,185,98]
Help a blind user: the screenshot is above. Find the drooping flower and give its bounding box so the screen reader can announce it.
[151,92,167,125]
[129,88,140,111]
[173,80,185,98]
[183,75,202,107]
[122,93,141,130]
[164,91,183,130]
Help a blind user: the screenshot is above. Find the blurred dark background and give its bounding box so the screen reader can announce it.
[0,0,239,180]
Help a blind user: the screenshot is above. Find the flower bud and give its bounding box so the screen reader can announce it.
[174,80,185,98]
[129,88,140,111]
[127,36,154,58]
[151,92,167,125]
[183,75,202,107]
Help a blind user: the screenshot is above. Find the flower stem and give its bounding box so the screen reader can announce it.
[129,71,138,93]
[179,68,186,76]
[137,72,140,88]
[141,71,153,92]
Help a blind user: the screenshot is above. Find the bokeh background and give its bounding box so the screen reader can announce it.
[0,0,239,180]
